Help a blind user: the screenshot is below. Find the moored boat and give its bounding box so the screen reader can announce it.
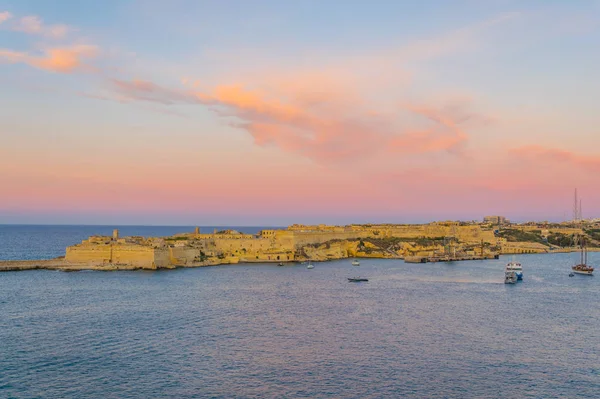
[572,236,594,276]
[572,264,594,275]
[348,277,368,282]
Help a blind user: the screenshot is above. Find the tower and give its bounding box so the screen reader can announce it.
[579,199,583,221]
[112,229,119,240]
[573,188,579,221]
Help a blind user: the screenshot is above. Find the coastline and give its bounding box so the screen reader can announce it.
[2,248,598,273]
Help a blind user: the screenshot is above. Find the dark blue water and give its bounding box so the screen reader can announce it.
[0,225,274,260]
[1,251,599,398]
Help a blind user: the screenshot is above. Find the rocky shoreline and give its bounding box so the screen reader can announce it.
[1,248,597,273]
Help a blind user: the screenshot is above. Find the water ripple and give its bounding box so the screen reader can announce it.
[1,254,599,398]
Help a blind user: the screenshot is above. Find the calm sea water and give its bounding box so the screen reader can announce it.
[1,227,599,398]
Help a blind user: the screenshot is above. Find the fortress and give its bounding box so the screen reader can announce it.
[64,222,503,270]
[1,220,596,272]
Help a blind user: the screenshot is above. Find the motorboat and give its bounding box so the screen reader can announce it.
[348,277,368,282]
[506,259,523,281]
[351,259,360,266]
[504,271,517,284]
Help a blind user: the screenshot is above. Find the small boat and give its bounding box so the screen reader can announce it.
[572,264,594,275]
[572,236,594,275]
[348,277,368,282]
[569,273,575,277]
[505,271,517,284]
[307,262,314,269]
[277,262,284,266]
[351,259,360,266]
[506,258,523,281]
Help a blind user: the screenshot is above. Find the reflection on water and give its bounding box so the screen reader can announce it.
[1,253,599,398]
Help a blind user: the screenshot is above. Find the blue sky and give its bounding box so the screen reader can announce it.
[1,0,599,225]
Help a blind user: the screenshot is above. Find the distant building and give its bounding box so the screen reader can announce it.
[483,216,510,225]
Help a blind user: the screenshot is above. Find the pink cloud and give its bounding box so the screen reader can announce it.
[11,15,70,38]
[112,79,198,104]
[511,145,600,174]
[0,45,98,73]
[106,78,481,163]
[0,11,12,24]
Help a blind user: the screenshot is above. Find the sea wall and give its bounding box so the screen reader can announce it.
[66,243,164,269]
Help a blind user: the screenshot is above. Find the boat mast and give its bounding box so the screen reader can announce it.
[581,236,585,265]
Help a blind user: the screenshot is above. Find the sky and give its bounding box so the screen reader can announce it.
[1,0,599,225]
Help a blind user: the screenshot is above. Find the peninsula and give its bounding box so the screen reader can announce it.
[2,217,599,272]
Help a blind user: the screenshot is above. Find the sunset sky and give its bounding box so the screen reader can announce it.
[1,0,599,225]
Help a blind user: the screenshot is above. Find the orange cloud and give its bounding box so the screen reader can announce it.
[0,45,98,73]
[107,78,480,162]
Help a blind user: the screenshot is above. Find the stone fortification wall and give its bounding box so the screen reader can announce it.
[66,244,112,265]
[111,246,155,267]
[66,243,167,269]
[63,224,497,269]
[153,248,171,268]
[501,241,549,254]
[207,237,284,256]
[168,247,201,265]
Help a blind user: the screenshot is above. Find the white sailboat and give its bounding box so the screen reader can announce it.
[307,261,314,269]
[572,236,594,275]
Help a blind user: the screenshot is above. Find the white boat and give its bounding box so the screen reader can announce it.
[505,271,517,284]
[307,262,314,269]
[572,266,593,275]
[572,237,594,275]
[351,259,360,266]
[506,258,523,281]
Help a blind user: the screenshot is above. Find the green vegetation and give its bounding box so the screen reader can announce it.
[585,229,600,241]
[496,229,547,245]
[194,251,208,262]
[165,236,188,241]
[547,233,574,247]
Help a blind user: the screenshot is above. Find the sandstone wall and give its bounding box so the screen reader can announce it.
[154,248,171,268]
[168,247,201,266]
[66,245,112,265]
[501,242,549,254]
[66,243,164,269]
[111,245,155,267]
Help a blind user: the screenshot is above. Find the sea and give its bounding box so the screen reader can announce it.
[1,225,599,398]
